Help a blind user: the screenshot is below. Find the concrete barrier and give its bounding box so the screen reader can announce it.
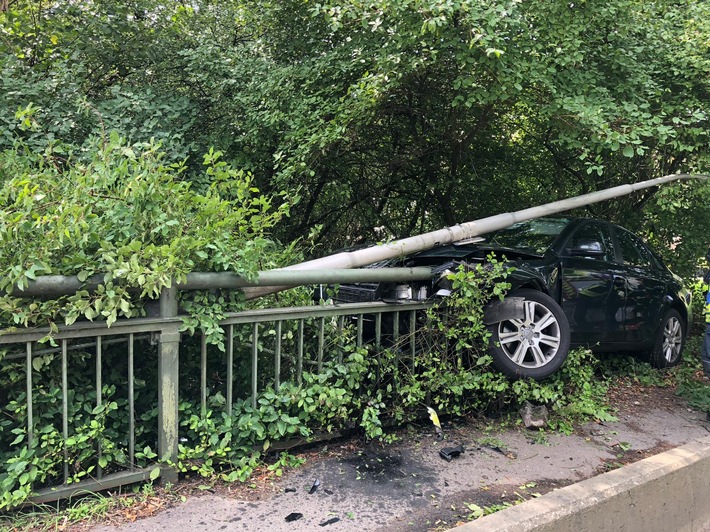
[450,436,710,532]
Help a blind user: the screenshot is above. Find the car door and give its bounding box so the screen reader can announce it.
[612,227,668,345]
[558,221,626,345]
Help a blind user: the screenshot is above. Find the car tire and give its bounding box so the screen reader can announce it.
[648,309,685,368]
[488,289,571,380]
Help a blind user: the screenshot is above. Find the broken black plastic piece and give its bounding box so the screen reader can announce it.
[309,478,321,494]
[285,487,297,493]
[439,444,465,462]
[285,512,303,522]
[486,444,517,459]
[320,517,340,526]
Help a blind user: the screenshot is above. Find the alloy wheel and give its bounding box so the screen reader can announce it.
[661,316,683,363]
[496,300,562,369]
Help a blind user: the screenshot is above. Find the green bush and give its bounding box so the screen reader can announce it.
[0,150,655,509]
[0,136,297,337]
[0,261,621,509]
[0,135,300,508]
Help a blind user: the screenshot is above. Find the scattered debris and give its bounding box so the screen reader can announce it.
[427,406,443,438]
[319,517,340,526]
[483,443,517,460]
[439,445,465,462]
[309,478,321,494]
[285,513,303,522]
[120,496,166,522]
[520,401,549,429]
[284,487,297,493]
[612,441,633,452]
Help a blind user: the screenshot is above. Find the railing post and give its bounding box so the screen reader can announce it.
[158,285,180,484]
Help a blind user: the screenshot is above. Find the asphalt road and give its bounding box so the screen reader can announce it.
[91,386,710,532]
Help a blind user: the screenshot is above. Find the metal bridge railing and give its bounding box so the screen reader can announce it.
[0,290,432,506]
[1,318,170,503]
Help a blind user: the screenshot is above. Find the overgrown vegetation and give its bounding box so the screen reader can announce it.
[0,481,189,531]
[0,137,297,338]
[0,1,709,269]
[0,264,614,511]
[1,0,709,523]
[0,263,707,524]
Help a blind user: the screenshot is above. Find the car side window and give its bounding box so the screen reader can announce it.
[616,229,653,269]
[566,223,613,261]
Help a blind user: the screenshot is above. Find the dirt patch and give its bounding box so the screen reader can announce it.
[378,478,573,532]
[342,448,408,482]
[593,440,678,475]
[604,377,688,414]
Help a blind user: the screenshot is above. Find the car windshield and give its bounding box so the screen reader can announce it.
[489,218,569,254]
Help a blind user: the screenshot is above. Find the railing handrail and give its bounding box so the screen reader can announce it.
[0,300,433,345]
[4,267,434,298]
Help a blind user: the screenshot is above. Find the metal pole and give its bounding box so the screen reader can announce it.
[251,323,259,409]
[200,333,207,417]
[25,342,33,448]
[96,336,103,480]
[274,321,282,392]
[61,340,69,483]
[11,268,434,296]
[7,174,709,299]
[226,325,234,417]
[241,173,709,299]
[158,286,180,484]
[128,333,135,469]
[184,267,434,290]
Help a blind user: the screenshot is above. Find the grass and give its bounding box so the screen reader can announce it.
[0,483,174,532]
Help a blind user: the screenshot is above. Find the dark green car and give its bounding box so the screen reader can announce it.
[339,218,692,380]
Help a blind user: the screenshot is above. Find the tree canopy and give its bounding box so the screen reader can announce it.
[0,1,709,509]
[1,0,709,273]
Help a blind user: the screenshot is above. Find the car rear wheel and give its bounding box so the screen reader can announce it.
[488,289,571,380]
[648,309,685,368]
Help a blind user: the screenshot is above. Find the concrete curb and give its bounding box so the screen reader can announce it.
[450,435,710,532]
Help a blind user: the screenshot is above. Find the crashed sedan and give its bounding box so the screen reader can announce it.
[332,218,692,380]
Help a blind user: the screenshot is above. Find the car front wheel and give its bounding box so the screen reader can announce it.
[649,309,685,368]
[488,289,571,380]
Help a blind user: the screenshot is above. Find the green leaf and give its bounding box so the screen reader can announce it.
[465,503,484,518]
[149,467,161,481]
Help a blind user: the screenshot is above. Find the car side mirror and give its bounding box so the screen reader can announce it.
[569,239,606,257]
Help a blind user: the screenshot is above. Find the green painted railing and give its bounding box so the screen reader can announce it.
[0,286,432,505]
